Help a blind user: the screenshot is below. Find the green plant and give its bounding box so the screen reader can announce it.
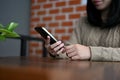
[0,22,20,40]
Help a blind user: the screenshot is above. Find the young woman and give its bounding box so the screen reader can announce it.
[44,0,120,61]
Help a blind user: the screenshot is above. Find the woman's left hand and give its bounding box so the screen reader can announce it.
[65,44,91,60]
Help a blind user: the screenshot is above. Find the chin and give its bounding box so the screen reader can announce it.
[96,6,105,10]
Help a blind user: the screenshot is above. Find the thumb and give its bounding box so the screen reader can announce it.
[45,36,50,45]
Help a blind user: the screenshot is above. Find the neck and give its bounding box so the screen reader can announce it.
[101,7,110,22]
[101,10,109,22]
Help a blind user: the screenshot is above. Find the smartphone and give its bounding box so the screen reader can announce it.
[35,27,57,44]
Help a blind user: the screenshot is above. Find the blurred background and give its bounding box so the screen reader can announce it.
[0,0,87,57]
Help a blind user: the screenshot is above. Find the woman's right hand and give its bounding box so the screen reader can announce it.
[44,36,65,56]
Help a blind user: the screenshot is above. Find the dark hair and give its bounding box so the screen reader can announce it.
[87,0,120,28]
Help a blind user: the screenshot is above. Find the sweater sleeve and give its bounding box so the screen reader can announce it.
[90,46,120,61]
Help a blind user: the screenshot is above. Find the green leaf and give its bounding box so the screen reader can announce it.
[0,28,20,37]
[6,22,18,32]
[5,32,20,37]
[0,24,4,28]
[0,35,6,41]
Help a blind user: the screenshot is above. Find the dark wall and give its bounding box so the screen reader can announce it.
[0,0,30,56]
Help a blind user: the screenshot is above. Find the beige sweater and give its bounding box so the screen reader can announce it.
[59,17,120,61]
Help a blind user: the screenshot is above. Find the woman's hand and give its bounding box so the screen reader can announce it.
[65,44,91,60]
[44,36,65,56]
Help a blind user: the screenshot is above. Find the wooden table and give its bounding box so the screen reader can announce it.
[0,57,120,80]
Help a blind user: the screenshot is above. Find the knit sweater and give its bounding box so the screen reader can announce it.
[59,17,120,61]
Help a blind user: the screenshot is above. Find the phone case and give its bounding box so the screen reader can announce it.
[35,27,57,44]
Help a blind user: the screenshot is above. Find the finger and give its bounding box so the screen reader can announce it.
[45,36,50,44]
[56,48,64,54]
[50,41,62,49]
[53,43,64,52]
[49,49,57,56]
[45,37,51,49]
[62,48,66,53]
[65,45,76,53]
[65,46,75,54]
[66,48,75,54]
[47,41,62,54]
[71,55,80,60]
[67,52,77,58]
[45,36,50,47]
[65,45,74,50]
